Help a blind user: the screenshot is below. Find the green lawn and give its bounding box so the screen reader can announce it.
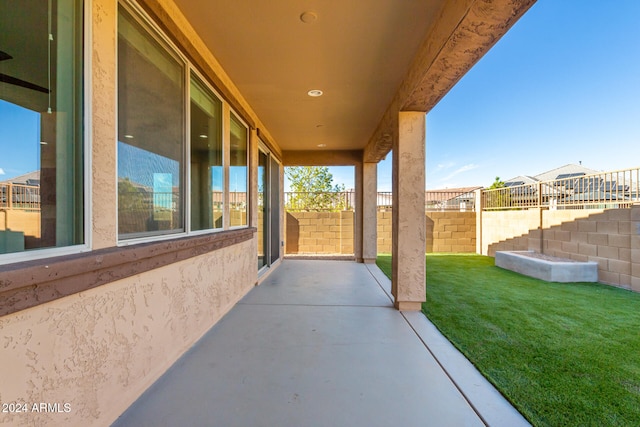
[377,254,640,427]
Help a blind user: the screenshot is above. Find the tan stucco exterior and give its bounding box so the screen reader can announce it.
[0,2,263,425]
[91,0,118,249]
[392,112,426,310]
[0,0,537,423]
[361,163,378,263]
[0,240,255,427]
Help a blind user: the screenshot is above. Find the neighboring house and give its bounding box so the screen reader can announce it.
[0,171,41,208]
[0,170,41,186]
[503,174,538,187]
[0,1,535,425]
[425,186,482,211]
[533,163,600,182]
[504,163,600,186]
[503,163,630,205]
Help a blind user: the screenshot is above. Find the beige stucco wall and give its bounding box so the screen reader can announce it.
[0,2,268,425]
[377,211,476,254]
[482,207,640,291]
[0,239,255,427]
[91,0,118,249]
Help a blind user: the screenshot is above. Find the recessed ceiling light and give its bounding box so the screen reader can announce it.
[308,89,323,97]
[317,144,327,148]
[124,134,134,139]
[199,134,208,139]
[300,11,317,24]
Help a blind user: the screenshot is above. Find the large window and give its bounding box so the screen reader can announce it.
[117,5,185,239]
[117,2,250,242]
[0,0,84,256]
[190,74,223,231]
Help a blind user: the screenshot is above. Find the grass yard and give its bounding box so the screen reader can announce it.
[376,254,640,427]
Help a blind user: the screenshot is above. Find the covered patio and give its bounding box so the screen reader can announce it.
[113,260,528,427]
[0,1,539,425]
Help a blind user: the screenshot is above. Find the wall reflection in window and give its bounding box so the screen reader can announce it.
[0,1,84,255]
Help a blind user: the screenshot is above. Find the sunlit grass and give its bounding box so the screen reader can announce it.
[377,254,640,427]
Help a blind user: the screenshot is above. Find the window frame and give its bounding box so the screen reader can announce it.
[0,0,91,266]
[228,111,250,230]
[116,0,250,247]
[186,68,226,235]
[116,0,189,243]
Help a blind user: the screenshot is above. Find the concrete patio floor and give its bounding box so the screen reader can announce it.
[112,260,529,427]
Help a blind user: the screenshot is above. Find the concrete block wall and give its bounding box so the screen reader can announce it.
[257,210,264,258]
[632,207,640,291]
[229,209,247,227]
[377,211,476,254]
[483,206,640,291]
[285,211,354,254]
[0,210,41,238]
[482,210,542,256]
[377,211,393,252]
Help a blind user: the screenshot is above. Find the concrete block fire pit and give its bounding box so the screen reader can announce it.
[495,251,598,283]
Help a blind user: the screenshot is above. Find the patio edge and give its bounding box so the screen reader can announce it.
[365,263,531,427]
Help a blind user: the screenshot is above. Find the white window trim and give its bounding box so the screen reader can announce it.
[186,67,226,235]
[228,111,250,230]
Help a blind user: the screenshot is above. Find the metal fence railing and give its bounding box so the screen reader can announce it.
[425,190,476,211]
[212,191,247,210]
[377,191,476,211]
[482,167,640,210]
[285,190,477,212]
[0,183,41,211]
[285,191,354,211]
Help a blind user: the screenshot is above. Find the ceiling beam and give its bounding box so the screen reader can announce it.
[364,0,536,163]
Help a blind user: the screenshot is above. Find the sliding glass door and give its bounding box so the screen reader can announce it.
[258,144,280,271]
[258,150,268,269]
[269,155,280,264]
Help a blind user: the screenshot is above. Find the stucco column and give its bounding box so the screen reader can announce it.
[362,162,378,263]
[354,162,363,262]
[392,112,426,311]
[222,103,231,230]
[249,128,258,229]
[475,189,482,254]
[91,0,117,249]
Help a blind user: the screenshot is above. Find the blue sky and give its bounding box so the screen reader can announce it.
[3,2,638,192]
[0,100,40,179]
[322,1,640,192]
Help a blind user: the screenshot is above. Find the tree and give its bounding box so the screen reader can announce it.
[285,166,346,211]
[486,176,510,209]
[488,176,505,189]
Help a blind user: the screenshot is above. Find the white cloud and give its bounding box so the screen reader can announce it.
[435,161,455,171]
[0,168,5,175]
[440,163,479,182]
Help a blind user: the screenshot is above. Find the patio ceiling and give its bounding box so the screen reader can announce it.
[173,0,535,162]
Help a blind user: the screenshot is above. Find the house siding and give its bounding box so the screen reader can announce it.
[0,0,264,425]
